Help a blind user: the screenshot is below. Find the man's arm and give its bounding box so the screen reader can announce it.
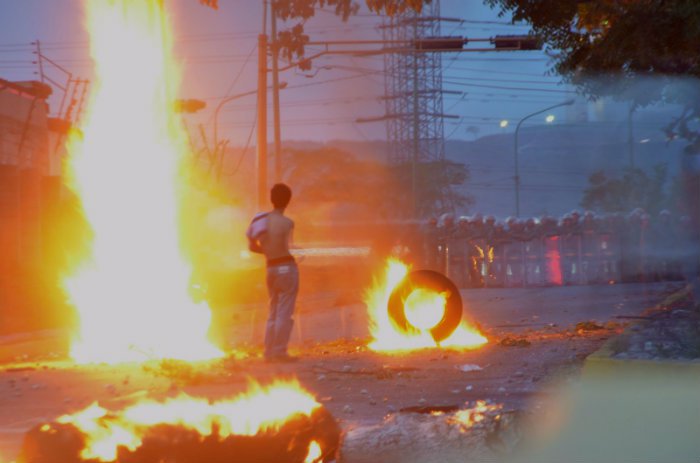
[248,237,263,254]
[288,220,300,250]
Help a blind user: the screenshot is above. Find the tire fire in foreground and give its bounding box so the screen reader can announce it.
[20,379,339,463]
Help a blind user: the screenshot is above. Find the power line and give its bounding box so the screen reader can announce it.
[443,74,567,86]
[447,65,560,79]
[443,80,578,94]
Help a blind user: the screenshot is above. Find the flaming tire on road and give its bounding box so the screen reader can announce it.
[19,380,339,463]
[365,258,488,352]
[387,270,463,343]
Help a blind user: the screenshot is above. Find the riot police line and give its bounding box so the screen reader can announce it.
[419,209,699,289]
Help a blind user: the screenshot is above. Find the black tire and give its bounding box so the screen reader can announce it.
[387,269,463,343]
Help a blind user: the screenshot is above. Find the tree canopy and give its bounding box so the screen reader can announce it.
[284,146,471,219]
[580,165,671,215]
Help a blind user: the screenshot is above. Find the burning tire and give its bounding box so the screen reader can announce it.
[387,270,463,343]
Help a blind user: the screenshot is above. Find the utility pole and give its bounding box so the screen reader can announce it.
[256,1,268,210]
[270,0,283,182]
[257,33,268,210]
[34,40,45,83]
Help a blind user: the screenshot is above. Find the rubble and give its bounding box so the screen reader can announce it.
[341,402,520,463]
[611,297,700,360]
[456,364,483,372]
[499,337,531,347]
[575,321,605,332]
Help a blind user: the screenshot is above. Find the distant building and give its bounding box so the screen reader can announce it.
[0,79,53,320]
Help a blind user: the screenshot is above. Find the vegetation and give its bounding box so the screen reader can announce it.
[284,146,471,218]
[580,165,671,214]
[199,0,434,69]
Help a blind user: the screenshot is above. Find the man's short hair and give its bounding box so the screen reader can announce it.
[270,183,292,209]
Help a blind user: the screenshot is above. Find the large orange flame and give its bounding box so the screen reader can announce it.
[51,379,320,462]
[63,0,221,363]
[364,258,487,352]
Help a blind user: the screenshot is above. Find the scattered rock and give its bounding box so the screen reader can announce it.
[499,337,531,347]
[575,321,605,332]
[342,404,354,414]
[465,385,473,391]
[360,389,369,395]
[341,365,352,373]
[456,364,483,372]
[316,374,327,381]
[418,398,427,405]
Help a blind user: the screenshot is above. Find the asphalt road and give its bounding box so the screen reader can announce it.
[223,281,678,346]
[0,281,681,461]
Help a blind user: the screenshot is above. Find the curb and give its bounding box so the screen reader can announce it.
[583,282,700,378]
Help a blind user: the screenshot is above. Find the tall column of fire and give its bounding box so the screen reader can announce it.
[63,0,221,363]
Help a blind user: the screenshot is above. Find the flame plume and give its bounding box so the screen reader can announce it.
[45,379,322,462]
[63,0,221,363]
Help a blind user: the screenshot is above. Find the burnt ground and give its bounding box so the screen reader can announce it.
[0,281,684,460]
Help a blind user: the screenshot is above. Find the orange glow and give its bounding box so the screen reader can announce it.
[304,440,322,463]
[448,400,502,432]
[364,258,487,352]
[403,288,447,331]
[53,379,319,462]
[62,0,221,363]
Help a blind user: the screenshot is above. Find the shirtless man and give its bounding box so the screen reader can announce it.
[246,183,298,362]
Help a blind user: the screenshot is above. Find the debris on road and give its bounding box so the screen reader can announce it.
[499,337,531,347]
[575,321,605,332]
[341,400,518,463]
[456,364,483,372]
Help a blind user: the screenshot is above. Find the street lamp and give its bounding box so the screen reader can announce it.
[500,119,509,128]
[545,114,555,123]
[213,81,287,150]
[513,99,574,217]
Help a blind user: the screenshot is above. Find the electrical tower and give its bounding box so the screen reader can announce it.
[382,0,453,216]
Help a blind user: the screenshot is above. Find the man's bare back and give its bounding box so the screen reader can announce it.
[260,210,294,261]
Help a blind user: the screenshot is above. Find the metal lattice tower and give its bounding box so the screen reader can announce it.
[382,2,445,164]
[382,1,453,215]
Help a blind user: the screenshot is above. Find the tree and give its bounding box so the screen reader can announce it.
[284,146,471,219]
[275,0,432,66]
[199,0,433,69]
[484,0,700,151]
[390,160,472,217]
[580,165,671,214]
